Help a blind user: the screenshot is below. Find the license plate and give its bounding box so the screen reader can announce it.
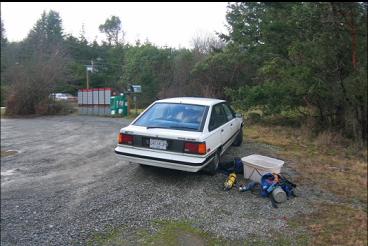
[149,139,168,150]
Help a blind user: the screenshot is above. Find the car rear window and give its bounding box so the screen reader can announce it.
[133,103,208,132]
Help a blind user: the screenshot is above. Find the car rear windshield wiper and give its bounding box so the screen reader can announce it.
[146,126,169,129]
[168,126,199,131]
[146,125,199,131]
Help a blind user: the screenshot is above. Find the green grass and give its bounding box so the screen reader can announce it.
[88,226,127,246]
[0,150,18,157]
[141,220,223,246]
[127,108,144,119]
[87,219,310,246]
[88,220,225,246]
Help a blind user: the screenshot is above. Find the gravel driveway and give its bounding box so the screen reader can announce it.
[1,115,316,245]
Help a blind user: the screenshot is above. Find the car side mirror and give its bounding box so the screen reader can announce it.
[235,112,242,118]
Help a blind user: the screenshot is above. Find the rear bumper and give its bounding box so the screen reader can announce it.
[114,146,214,172]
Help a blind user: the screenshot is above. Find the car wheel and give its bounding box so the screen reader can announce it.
[232,128,243,146]
[204,152,220,175]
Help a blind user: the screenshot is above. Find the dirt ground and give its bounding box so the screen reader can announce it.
[1,115,330,245]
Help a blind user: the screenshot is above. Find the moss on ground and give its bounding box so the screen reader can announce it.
[88,219,311,246]
[0,150,18,157]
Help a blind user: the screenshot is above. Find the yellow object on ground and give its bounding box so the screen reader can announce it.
[224,173,237,190]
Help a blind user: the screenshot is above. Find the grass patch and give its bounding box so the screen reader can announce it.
[0,150,18,157]
[88,220,225,246]
[245,124,367,245]
[289,203,367,246]
[127,108,144,119]
[87,220,309,246]
[106,108,144,119]
[88,226,127,246]
[245,124,367,204]
[143,220,223,246]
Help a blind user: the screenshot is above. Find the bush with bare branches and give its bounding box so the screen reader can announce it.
[4,46,69,115]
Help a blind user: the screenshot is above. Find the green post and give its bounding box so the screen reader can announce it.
[122,95,128,116]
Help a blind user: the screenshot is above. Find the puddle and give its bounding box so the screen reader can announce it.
[0,150,19,157]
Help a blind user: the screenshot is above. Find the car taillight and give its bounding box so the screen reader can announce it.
[118,133,134,145]
[184,142,206,155]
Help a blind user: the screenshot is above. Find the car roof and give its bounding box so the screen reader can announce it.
[155,97,226,106]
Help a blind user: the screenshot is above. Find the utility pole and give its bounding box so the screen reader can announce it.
[134,95,137,115]
[86,60,93,89]
[86,67,89,89]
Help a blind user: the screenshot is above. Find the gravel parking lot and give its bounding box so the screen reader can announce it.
[1,115,319,245]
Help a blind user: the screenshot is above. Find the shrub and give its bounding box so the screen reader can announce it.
[4,45,69,116]
[246,112,261,124]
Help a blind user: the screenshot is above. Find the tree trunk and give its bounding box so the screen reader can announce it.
[349,8,358,70]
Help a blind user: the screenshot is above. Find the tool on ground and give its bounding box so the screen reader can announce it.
[224,173,237,190]
[239,181,257,192]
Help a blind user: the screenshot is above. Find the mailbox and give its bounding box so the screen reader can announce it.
[130,85,142,93]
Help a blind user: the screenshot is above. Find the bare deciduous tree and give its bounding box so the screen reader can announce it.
[191,32,225,55]
[5,44,69,115]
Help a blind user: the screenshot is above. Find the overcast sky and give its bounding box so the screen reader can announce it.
[1,2,229,48]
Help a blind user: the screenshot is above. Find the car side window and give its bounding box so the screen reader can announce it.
[209,104,227,131]
[222,104,234,121]
[227,104,236,117]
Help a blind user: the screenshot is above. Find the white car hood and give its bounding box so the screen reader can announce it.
[121,125,204,142]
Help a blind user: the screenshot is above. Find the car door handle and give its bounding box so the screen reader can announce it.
[230,123,233,126]
[221,129,224,132]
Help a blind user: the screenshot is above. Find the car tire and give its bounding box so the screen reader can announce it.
[232,128,243,146]
[204,152,220,175]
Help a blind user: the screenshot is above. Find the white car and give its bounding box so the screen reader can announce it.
[50,93,77,102]
[114,97,244,174]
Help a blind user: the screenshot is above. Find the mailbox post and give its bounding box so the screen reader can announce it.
[127,84,142,116]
